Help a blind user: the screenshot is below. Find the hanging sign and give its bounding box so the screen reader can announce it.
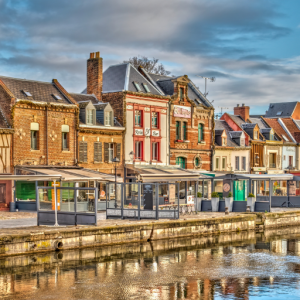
[173,105,191,118]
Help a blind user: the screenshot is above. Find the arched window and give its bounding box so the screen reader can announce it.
[30,122,39,150]
[176,157,186,169]
[183,122,187,140]
[198,123,204,142]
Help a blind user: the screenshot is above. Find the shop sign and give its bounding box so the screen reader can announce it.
[288,181,296,196]
[187,195,194,204]
[152,130,159,137]
[223,183,230,192]
[267,170,284,174]
[135,129,143,135]
[144,128,150,136]
[173,105,191,118]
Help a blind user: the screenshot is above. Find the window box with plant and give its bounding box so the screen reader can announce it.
[247,193,256,212]
[225,191,233,212]
[211,191,220,212]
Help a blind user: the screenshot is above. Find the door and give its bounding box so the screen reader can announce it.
[234,180,245,201]
[0,184,6,203]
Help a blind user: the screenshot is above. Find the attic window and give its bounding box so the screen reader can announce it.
[53,94,62,100]
[23,90,32,97]
[276,111,282,116]
[143,83,150,93]
[133,82,142,92]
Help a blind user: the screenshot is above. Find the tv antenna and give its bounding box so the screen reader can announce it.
[197,75,216,97]
[219,106,229,115]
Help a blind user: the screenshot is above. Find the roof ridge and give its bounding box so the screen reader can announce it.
[0,75,53,85]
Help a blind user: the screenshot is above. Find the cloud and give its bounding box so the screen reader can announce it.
[0,0,296,113]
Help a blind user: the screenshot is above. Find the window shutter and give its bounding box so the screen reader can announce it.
[94,142,102,162]
[104,143,109,163]
[79,142,87,163]
[116,143,121,160]
[178,122,181,140]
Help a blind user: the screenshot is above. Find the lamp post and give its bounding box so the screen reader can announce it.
[112,157,120,208]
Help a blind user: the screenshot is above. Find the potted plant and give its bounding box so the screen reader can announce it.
[225,192,233,212]
[247,193,256,212]
[211,192,220,212]
[196,192,203,211]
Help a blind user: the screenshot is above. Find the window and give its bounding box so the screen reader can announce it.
[133,82,142,92]
[53,94,62,100]
[235,156,239,170]
[152,112,158,128]
[152,142,159,161]
[176,121,181,140]
[195,157,200,167]
[23,90,32,97]
[269,153,276,168]
[242,157,246,171]
[30,122,39,150]
[135,110,142,127]
[135,141,142,160]
[179,88,184,100]
[254,130,258,140]
[270,131,274,141]
[198,123,204,142]
[176,157,186,169]
[108,143,114,162]
[240,138,245,147]
[183,122,187,140]
[222,157,226,170]
[87,109,94,125]
[94,142,102,162]
[143,83,150,93]
[216,157,220,170]
[79,142,88,162]
[105,111,112,126]
[62,125,69,151]
[222,137,226,146]
[289,156,293,167]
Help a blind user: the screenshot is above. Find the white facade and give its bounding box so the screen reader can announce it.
[282,145,296,170]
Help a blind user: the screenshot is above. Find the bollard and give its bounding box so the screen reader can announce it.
[246,206,250,212]
[225,207,229,215]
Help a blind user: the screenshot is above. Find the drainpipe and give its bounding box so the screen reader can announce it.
[46,106,48,165]
[168,101,171,165]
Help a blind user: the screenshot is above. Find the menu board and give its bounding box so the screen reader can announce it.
[169,184,176,203]
[143,184,153,210]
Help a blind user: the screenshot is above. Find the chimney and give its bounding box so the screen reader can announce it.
[87,51,103,101]
[234,104,250,122]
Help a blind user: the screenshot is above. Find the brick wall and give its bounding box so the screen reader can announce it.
[102,92,124,126]
[234,105,250,122]
[87,52,103,101]
[13,103,77,167]
[170,90,213,171]
[78,131,124,177]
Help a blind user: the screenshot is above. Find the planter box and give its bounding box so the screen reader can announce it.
[225,197,233,212]
[247,197,256,212]
[211,197,219,212]
[196,197,203,211]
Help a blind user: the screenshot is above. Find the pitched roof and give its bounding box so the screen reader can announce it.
[280,118,300,141]
[214,120,241,147]
[265,102,297,118]
[70,93,99,104]
[0,75,72,104]
[227,114,245,127]
[263,118,293,142]
[249,117,267,130]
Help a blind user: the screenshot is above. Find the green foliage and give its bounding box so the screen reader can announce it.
[228,192,232,197]
[248,193,255,198]
[211,192,220,198]
[197,192,202,197]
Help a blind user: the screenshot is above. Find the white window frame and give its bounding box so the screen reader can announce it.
[87,109,94,125]
[108,143,114,162]
[105,111,112,126]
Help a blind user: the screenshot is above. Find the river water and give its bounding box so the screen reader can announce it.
[1,230,300,299]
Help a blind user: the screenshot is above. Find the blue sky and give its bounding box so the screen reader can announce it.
[0,0,299,115]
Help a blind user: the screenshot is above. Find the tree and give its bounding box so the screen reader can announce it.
[124,56,171,76]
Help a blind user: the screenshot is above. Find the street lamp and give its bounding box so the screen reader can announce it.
[112,157,120,208]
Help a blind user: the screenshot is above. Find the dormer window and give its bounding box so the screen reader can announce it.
[87,109,94,125]
[222,137,226,146]
[179,88,184,100]
[254,130,258,140]
[143,83,150,93]
[270,130,274,141]
[23,90,32,97]
[133,82,142,92]
[240,138,245,147]
[105,111,113,126]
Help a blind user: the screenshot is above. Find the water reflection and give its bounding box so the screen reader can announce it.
[1,231,300,299]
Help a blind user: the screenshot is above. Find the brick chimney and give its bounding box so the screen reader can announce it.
[87,52,102,101]
[234,103,250,122]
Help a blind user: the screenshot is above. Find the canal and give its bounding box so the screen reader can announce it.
[1,230,300,299]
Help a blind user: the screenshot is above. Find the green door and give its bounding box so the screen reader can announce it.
[234,180,245,201]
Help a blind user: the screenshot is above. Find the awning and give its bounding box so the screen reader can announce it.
[126,165,210,182]
[11,167,123,182]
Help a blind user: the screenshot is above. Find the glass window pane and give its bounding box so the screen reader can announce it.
[38,188,53,210]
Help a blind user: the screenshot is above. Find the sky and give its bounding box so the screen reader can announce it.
[0,0,299,115]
